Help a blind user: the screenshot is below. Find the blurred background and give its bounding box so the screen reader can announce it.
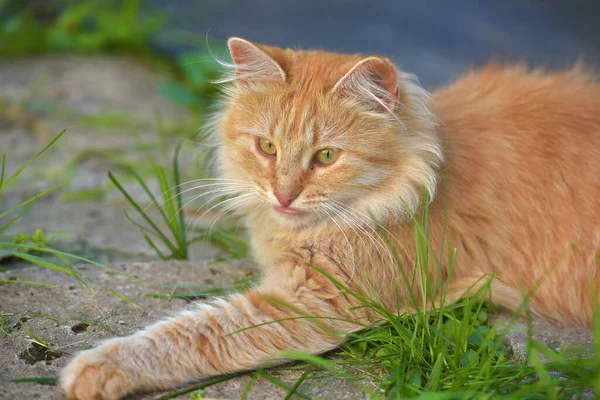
[3,0,600,89]
[2,4,600,398]
[148,0,600,88]
[1,0,600,266]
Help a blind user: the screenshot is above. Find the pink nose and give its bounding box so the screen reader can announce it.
[275,192,297,207]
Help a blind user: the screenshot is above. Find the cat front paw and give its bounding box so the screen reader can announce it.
[60,341,132,400]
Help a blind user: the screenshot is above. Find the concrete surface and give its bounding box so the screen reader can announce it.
[0,261,366,400]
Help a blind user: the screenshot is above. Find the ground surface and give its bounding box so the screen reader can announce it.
[0,55,595,399]
[0,261,367,400]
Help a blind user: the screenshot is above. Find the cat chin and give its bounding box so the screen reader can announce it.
[270,209,321,228]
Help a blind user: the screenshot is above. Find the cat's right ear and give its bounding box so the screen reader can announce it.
[332,57,400,113]
[227,37,286,87]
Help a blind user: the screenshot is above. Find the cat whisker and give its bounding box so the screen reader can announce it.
[326,202,397,295]
[329,201,409,296]
[330,203,395,264]
[184,193,257,238]
[316,205,357,284]
[172,178,257,190]
[330,198,409,259]
[172,187,254,224]
[134,181,255,221]
[206,195,260,236]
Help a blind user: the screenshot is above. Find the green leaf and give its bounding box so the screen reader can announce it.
[425,353,443,391]
[460,349,479,369]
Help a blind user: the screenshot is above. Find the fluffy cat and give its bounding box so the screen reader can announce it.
[60,37,600,399]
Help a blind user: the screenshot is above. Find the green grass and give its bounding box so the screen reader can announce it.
[110,141,250,262]
[0,0,164,58]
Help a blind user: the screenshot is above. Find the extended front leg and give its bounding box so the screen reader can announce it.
[60,260,362,400]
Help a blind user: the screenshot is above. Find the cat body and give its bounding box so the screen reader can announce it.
[60,38,600,399]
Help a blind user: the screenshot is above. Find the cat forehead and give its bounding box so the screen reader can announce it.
[239,94,353,146]
[263,47,367,91]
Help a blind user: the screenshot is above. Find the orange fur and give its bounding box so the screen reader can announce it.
[60,39,600,399]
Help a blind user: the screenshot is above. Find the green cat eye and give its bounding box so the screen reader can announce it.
[258,138,277,155]
[315,148,339,165]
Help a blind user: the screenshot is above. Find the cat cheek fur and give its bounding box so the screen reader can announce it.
[60,37,600,399]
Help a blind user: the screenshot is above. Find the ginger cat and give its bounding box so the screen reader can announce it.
[60,37,600,399]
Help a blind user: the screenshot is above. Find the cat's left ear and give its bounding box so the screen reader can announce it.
[227,37,286,86]
[332,57,399,113]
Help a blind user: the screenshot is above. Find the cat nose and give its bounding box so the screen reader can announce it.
[274,192,298,207]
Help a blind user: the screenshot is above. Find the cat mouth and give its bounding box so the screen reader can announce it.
[274,205,304,215]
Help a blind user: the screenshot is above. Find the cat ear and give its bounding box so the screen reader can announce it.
[332,57,400,113]
[227,37,286,86]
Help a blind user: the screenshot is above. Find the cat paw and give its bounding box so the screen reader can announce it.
[60,342,132,400]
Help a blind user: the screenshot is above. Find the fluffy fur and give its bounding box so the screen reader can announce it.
[60,38,600,399]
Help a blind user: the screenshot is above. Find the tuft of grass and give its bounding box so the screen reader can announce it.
[109,144,190,260]
[110,142,250,262]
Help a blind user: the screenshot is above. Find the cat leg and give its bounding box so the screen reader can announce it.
[60,259,361,400]
[440,274,524,313]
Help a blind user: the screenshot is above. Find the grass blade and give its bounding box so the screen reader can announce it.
[11,376,58,385]
[90,279,142,310]
[6,250,91,291]
[283,367,313,400]
[279,351,337,371]
[425,353,443,391]
[19,320,48,347]
[0,183,63,220]
[0,153,6,191]
[153,373,244,400]
[0,278,55,288]
[258,371,312,400]
[173,143,186,253]
[0,193,38,232]
[108,171,177,254]
[2,130,65,189]
[0,243,140,281]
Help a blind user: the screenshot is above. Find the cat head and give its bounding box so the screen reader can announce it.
[208,37,442,229]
